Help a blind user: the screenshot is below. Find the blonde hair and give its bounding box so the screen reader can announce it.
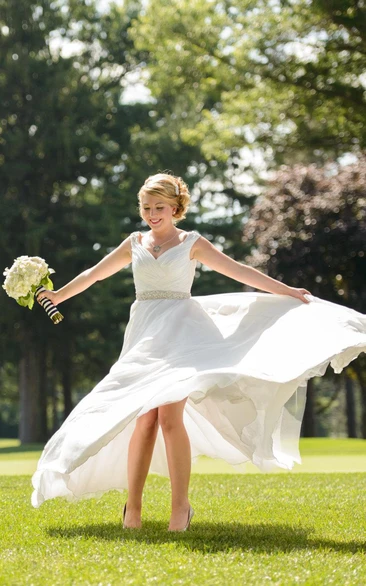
[137,172,190,224]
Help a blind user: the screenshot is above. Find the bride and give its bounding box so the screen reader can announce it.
[34,173,366,531]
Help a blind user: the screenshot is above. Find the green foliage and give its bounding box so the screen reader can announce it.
[0,0,142,353]
[0,473,366,584]
[0,367,18,438]
[0,0,253,441]
[243,157,366,312]
[0,0,153,440]
[131,0,366,164]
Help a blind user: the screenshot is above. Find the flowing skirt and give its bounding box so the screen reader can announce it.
[31,292,366,507]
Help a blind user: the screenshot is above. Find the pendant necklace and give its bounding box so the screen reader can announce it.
[150,230,178,253]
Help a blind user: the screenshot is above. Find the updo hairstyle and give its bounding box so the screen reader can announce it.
[137,173,190,224]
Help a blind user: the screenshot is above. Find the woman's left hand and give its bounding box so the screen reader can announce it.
[286,286,312,304]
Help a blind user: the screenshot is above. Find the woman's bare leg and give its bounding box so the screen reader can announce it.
[159,399,191,530]
[125,408,159,528]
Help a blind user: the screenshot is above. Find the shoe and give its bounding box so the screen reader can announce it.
[169,506,194,532]
[184,505,194,531]
[122,503,127,528]
[122,503,142,529]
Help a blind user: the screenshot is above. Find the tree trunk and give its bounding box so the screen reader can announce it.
[50,366,59,435]
[62,344,72,418]
[38,342,49,440]
[362,386,366,440]
[19,332,45,443]
[359,380,366,440]
[302,378,316,437]
[345,375,357,438]
[353,361,366,439]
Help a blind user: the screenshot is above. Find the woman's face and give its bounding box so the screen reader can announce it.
[140,194,176,231]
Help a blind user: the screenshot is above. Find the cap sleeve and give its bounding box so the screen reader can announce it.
[190,230,201,243]
[129,232,141,246]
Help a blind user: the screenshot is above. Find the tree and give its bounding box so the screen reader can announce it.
[0,0,150,442]
[1,0,250,442]
[243,158,366,312]
[243,157,366,436]
[131,0,366,164]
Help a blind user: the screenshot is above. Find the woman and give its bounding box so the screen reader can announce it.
[33,173,366,531]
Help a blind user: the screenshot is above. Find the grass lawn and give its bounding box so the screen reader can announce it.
[0,439,365,585]
[0,474,365,585]
[1,437,366,475]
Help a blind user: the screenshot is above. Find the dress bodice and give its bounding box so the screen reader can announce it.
[130,230,201,297]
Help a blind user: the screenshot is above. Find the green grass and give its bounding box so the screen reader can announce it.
[0,439,366,584]
[298,438,366,455]
[1,438,365,475]
[0,474,365,585]
[193,438,366,474]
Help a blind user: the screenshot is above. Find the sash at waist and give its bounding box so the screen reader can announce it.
[136,290,191,301]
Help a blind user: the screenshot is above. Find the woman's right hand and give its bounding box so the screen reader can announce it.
[36,289,61,306]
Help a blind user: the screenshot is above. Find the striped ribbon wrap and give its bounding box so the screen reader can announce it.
[35,286,64,324]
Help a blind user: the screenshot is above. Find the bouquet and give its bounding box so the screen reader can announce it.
[2,256,64,324]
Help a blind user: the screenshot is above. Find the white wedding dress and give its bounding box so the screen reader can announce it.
[31,230,366,507]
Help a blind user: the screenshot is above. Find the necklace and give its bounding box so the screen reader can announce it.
[149,229,178,253]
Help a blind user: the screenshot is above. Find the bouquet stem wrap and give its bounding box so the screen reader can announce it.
[35,286,64,324]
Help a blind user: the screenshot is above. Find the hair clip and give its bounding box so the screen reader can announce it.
[175,183,180,196]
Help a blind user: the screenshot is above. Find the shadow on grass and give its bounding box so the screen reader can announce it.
[47,521,365,554]
[0,444,44,454]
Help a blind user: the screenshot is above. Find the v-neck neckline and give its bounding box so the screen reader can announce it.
[137,231,191,261]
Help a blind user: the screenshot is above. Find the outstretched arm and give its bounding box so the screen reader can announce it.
[192,236,311,304]
[37,236,132,306]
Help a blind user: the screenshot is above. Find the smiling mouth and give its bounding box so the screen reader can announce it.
[150,219,162,225]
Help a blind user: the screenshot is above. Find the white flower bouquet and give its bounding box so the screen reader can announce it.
[2,256,64,324]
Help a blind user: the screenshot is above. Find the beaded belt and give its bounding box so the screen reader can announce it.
[136,290,191,301]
